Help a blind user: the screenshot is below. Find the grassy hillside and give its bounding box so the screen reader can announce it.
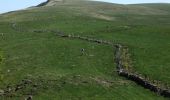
[0,0,170,99]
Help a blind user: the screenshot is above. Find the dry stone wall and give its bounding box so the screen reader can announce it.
[9,25,170,98]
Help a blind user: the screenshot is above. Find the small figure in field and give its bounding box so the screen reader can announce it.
[25,95,32,100]
[81,48,85,56]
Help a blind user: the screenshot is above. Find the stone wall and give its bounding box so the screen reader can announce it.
[115,45,170,98]
[11,26,170,98]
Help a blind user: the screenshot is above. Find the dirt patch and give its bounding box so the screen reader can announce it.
[90,77,129,87]
[90,13,115,21]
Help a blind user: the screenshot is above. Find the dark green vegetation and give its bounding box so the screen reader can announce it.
[0,50,2,63]
[0,0,170,99]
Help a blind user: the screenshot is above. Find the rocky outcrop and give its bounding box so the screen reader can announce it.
[37,0,64,7]
[37,0,50,7]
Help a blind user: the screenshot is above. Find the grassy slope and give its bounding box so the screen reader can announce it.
[0,0,170,99]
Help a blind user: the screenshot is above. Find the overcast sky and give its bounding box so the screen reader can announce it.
[0,0,170,14]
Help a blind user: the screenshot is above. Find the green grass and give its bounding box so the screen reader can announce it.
[0,0,170,99]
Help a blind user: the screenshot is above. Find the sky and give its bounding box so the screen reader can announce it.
[92,0,170,4]
[0,0,170,14]
[0,0,47,14]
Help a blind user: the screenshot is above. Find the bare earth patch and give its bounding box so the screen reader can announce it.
[90,12,115,21]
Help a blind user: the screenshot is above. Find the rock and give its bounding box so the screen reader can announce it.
[7,87,12,92]
[7,69,10,73]
[71,65,76,67]
[68,34,71,37]
[0,89,4,95]
[22,79,32,84]
[89,54,94,57]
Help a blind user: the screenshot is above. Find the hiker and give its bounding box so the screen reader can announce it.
[25,95,32,100]
[81,48,85,55]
